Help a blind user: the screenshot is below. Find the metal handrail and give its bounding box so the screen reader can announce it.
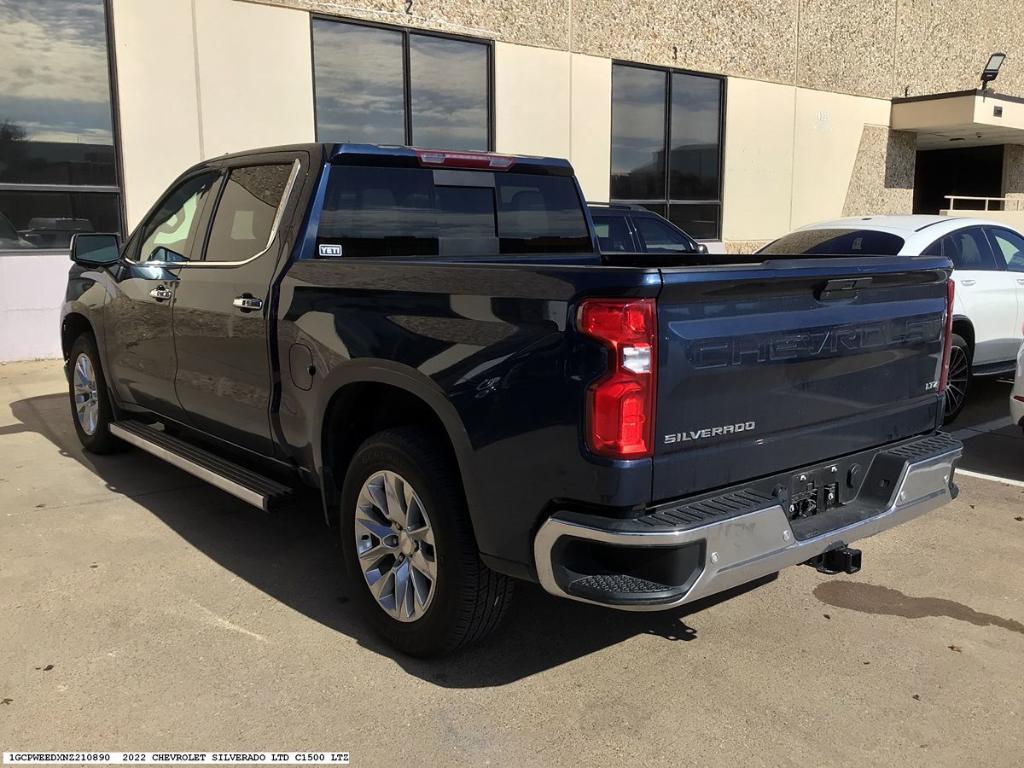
[944,195,1024,212]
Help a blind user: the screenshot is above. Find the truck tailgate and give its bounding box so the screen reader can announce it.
[653,256,950,501]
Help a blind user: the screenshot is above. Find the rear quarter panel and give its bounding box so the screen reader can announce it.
[276,258,661,569]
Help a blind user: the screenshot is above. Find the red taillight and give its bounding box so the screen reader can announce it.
[938,279,955,394]
[578,298,657,458]
[415,149,515,170]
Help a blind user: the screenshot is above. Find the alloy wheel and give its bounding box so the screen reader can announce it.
[73,352,100,435]
[944,344,969,419]
[354,470,437,622]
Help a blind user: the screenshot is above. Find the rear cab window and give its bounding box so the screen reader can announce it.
[316,164,592,258]
[759,228,905,256]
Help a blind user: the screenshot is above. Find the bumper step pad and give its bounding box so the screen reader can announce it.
[535,431,963,611]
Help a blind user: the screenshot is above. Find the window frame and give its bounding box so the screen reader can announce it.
[0,0,126,251]
[609,60,726,241]
[309,15,495,151]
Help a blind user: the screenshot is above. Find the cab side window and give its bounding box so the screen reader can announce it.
[136,172,219,264]
[930,228,999,270]
[204,164,293,263]
[987,227,1024,272]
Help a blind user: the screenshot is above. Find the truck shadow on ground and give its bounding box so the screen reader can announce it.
[4,393,776,687]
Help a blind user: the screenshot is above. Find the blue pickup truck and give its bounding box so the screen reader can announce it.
[61,144,962,656]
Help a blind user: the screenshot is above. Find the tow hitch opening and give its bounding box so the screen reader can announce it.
[805,546,862,575]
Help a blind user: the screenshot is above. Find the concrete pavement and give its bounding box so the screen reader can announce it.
[1,360,1022,767]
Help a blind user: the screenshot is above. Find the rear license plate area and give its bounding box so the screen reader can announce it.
[787,468,842,520]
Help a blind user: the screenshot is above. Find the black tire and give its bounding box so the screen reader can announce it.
[943,333,971,424]
[68,333,122,454]
[340,427,514,657]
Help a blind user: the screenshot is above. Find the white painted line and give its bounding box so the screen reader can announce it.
[956,468,1024,489]
[950,416,1014,441]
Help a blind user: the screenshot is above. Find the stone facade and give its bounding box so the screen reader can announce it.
[252,0,1024,100]
[1003,144,1024,202]
[843,127,917,216]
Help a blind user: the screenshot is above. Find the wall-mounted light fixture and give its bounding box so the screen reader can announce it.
[981,52,1006,89]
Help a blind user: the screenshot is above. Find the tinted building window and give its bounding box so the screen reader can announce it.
[610,66,666,201]
[313,19,491,151]
[410,35,489,150]
[205,165,293,262]
[318,166,589,257]
[611,64,723,240]
[311,22,405,145]
[0,0,120,250]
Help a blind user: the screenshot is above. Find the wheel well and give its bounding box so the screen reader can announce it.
[321,382,461,527]
[951,317,974,356]
[61,313,93,359]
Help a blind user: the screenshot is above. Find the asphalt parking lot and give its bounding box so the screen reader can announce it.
[1,360,1022,767]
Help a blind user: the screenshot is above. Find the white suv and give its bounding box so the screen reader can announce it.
[760,215,1024,422]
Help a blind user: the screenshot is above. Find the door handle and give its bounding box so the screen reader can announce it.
[149,286,172,301]
[960,279,976,286]
[232,294,264,312]
[1017,278,1024,285]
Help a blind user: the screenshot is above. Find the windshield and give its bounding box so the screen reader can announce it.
[759,228,905,256]
[318,166,592,258]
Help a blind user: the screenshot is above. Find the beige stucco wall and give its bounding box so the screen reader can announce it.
[113,0,314,228]
[790,89,893,228]
[569,54,611,203]
[111,0,203,228]
[722,78,902,247]
[721,78,796,244]
[494,45,610,203]
[494,43,571,159]
[192,0,315,159]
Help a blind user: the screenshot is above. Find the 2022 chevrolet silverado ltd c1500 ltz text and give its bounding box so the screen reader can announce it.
[61,143,963,657]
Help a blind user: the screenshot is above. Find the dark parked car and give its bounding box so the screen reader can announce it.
[588,203,707,257]
[62,144,962,656]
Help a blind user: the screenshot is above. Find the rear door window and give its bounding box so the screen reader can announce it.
[633,215,697,253]
[934,228,999,270]
[591,213,636,252]
[759,228,905,256]
[204,164,294,263]
[318,165,591,257]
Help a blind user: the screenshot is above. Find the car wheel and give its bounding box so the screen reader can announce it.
[943,334,971,424]
[340,427,514,657]
[68,333,122,454]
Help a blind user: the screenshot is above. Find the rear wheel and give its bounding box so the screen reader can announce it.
[942,334,971,424]
[340,427,514,657]
[68,333,122,454]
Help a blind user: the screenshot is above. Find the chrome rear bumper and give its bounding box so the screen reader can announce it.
[534,439,962,611]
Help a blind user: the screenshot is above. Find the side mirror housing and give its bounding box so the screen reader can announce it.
[70,233,121,266]
[697,242,709,255]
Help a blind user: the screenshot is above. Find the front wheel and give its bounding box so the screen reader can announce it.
[340,427,514,657]
[68,333,122,454]
[942,334,971,424]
